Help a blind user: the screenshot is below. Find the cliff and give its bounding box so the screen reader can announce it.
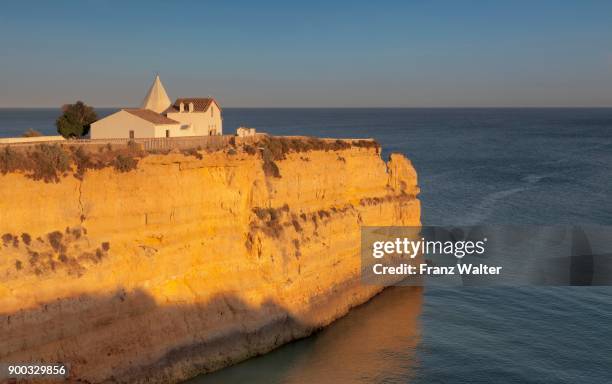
[0,138,420,383]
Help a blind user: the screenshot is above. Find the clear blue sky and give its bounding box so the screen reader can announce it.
[1,0,611,107]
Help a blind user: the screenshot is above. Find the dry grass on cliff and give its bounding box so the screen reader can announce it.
[0,143,146,182]
[261,148,281,178]
[247,204,346,253]
[3,226,111,277]
[0,135,378,182]
[247,205,291,252]
[258,136,380,162]
[246,136,380,179]
[251,205,290,238]
[181,147,204,160]
[0,144,71,182]
[359,193,417,207]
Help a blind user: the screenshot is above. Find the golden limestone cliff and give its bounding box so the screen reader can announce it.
[0,139,420,383]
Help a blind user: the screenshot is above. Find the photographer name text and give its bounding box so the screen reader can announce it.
[372,263,502,275]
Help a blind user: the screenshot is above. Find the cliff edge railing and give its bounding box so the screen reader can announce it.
[0,134,259,152]
[0,133,377,152]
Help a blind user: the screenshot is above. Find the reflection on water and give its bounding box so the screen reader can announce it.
[187,287,423,384]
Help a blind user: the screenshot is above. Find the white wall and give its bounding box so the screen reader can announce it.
[154,124,195,138]
[90,105,222,139]
[166,101,223,136]
[91,110,157,139]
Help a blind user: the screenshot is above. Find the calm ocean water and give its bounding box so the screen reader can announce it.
[2,108,612,383]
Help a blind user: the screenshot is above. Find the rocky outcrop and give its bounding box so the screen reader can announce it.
[0,140,420,383]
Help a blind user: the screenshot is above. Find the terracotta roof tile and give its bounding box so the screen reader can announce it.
[164,98,221,113]
[123,108,179,125]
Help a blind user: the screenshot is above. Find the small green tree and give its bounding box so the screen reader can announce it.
[56,101,97,139]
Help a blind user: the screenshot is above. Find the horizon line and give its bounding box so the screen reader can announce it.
[1,106,612,110]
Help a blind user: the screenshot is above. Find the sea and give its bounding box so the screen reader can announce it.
[1,108,611,383]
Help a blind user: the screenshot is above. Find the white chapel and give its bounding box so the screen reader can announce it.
[90,75,222,139]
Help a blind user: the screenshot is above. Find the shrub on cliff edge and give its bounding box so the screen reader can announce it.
[114,155,138,172]
[0,147,25,174]
[30,144,71,182]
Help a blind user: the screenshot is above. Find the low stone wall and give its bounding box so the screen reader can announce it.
[0,134,265,152]
[0,135,65,144]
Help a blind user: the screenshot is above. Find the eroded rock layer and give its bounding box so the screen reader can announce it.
[0,143,420,383]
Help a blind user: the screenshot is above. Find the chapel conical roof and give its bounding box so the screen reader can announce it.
[141,75,171,113]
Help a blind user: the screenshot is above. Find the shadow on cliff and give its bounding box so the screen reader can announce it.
[187,286,424,384]
[0,284,422,383]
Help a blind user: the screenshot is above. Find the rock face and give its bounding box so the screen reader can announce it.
[0,142,420,383]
